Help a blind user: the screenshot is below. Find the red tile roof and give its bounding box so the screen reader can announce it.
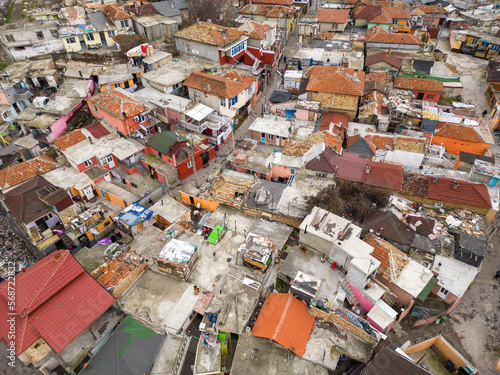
[265,4,296,17]
[427,176,491,208]
[183,71,256,99]
[316,9,349,24]
[305,147,338,173]
[369,12,392,24]
[366,26,422,45]
[363,233,409,282]
[382,6,410,19]
[129,4,158,16]
[241,20,270,40]
[53,129,87,151]
[0,155,58,190]
[362,161,404,190]
[103,4,131,20]
[434,123,483,143]
[354,5,382,20]
[306,66,365,96]
[319,112,348,132]
[333,152,371,181]
[0,251,115,355]
[365,51,402,69]
[366,71,391,84]
[174,21,245,46]
[401,173,491,208]
[362,210,415,246]
[282,140,313,156]
[252,293,314,357]
[87,89,147,119]
[394,77,445,93]
[366,133,394,150]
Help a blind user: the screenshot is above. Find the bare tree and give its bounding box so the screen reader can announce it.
[186,0,224,24]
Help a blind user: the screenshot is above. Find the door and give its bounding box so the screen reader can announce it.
[106,155,115,168]
[416,92,425,100]
[437,286,449,299]
[104,173,112,182]
[261,132,265,142]
[82,185,95,200]
[129,154,136,164]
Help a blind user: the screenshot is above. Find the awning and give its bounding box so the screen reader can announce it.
[37,234,60,251]
[417,277,438,302]
[185,103,214,121]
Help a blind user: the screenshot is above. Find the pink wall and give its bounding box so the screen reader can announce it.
[270,164,290,179]
[48,113,71,143]
[346,281,375,312]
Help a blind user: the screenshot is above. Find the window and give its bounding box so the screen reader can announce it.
[194,91,201,102]
[261,133,265,138]
[220,98,226,107]
[316,173,327,178]
[187,160,193,168]
[120,19,129,28]
[471,38,478,44]
[100,155,113,165]
[36,31,44,40]
[2,113,8,120]
[268,134,274,140]
[230,95,238,106]
[5,35,14,42]
[107,30,115,37]
[51,30,58,37]
[452,21,458,26]
[84,159,93,167]
[86,33,95,41]
[290,168,296,175]
[491,45,500,52]
[231,41,245,56]
[66,37,76,44]
[94,105,98,113]
[426,94,435,99]
[392,20,398,25]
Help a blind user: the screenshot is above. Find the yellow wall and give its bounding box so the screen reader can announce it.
[100,78,135,93]
[63,35,81,52]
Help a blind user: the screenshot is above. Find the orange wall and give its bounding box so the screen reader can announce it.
[270,164,290,179]
[100,78,135,93]
[88,103,144,135]
[431,135,490,156]
[179,192,219,211]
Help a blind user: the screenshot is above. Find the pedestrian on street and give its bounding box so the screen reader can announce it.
[213,251,217,261]
[149,198,154,207]
[493,270,500,280]
[482,109,488,116]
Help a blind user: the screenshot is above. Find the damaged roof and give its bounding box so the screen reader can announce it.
[184,71,256,99]
[363,233,409,282]
[53,129,87,151]
[362,210,415,246]
[174,21,245,46]
[87,89,148,119]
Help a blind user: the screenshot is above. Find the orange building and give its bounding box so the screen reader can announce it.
[431,123,490,156]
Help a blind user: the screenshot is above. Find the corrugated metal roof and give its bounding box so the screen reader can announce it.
[252,293,315,357]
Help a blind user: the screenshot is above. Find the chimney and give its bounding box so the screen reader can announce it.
[122,111,127,119]
[87,136,93,144]
[365,166,371,174]
[207,83,211,91]
[452,181,459,190]
[79,70,82,77]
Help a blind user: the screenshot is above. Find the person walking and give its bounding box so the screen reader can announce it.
[213,251,217,261]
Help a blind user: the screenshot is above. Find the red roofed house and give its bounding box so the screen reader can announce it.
[174,21,248,66]
[0,155,59,191]
[361,161,404,190]
[316,9,350,33]
[417,5,447,28]
[238,20,279,71]
[252,293,315,357]
[238,4,298,31]
[0,250,115,370]
[365,26,422,51]
[103,4,132,33]
[431,123,490,156]
[87,89,151,136]
[183,71,258,123]
[393,77,445,103]
[306,66,365,120]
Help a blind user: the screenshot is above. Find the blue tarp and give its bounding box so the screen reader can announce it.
[114,202,153,227]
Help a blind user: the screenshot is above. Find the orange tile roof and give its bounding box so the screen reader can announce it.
[0,155,58,190]
[316,9,349,24]
[306,66,365,96]
[366,25,421,45]
[363,234,409,282]
[174,22,245,47]
[394,76,444,93]
[417,5,446,14]
[183,71,256,99]
[252,293,315,357]
[242,20,270,40]
[365,133,394,150]
[434,123,484,143]
[308,131,343,153]
[369,12,392,24]
[87,89,147,119]
[382,6,410,19]
[103,4,131,20]
[239,4,273,16]
[266,4,296,17]
[53,129,87,151]
[366,71,391,84]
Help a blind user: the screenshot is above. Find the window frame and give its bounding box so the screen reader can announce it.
[83,159,93,167]
[187,160,193,168]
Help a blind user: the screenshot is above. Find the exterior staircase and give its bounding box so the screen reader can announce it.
[341,279,360,309]
[134,162,148,177]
